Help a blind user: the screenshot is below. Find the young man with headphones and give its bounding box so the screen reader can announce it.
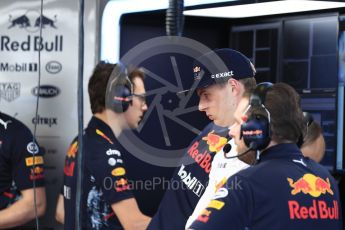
[57,61,150,229]
[148,48,256,230]
[189,82,342,229]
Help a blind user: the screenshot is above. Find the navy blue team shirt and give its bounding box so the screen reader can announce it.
[0,112,45,210]
[63,116,134,229]
[148,122,229,230]
[190,143,342,230]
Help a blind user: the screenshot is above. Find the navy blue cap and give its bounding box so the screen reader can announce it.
[181,48,255,93]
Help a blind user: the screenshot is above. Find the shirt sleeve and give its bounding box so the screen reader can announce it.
[89,141,134,205]
[189,174,253,230]
[10,124,45,191]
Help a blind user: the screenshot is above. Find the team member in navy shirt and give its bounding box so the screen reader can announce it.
[190,83,342,229]
[56,61,150,229]
[0,112,46,228]
[148,48,257,230]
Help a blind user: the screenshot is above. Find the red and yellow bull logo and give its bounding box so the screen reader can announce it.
[115,178,128,186]
[202,131,227,152]
[287,173,339,220]
[30,166,44,180]
[67,141,78,158]
[31,166,44,174]
[96,129,113,144]
[115,178,130,192]
[287,173,333,197]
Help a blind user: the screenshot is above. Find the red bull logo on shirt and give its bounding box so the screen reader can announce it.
[288,200,339,220]
[202,131,227,152]
[187,141,212,173]
[115,178,130,192]
[287,173,339,220]
[30,166,44,180]
[287,173,333,197]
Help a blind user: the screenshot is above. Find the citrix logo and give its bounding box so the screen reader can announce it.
[32,115,57,127]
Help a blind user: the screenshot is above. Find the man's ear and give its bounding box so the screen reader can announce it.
[228,78,241,95]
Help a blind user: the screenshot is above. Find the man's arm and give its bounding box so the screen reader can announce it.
[55,194,64,224]
[112,198,151,230]
[0,187,46,229]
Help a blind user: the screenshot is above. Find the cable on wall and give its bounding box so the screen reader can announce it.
[166,0,185,36]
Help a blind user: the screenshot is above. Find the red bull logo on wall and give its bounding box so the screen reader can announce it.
[287,173,339,220]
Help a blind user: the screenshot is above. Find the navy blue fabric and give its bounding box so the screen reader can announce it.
[0,112,45,210]
[148,122,229,230]
[190,143,342,230]
[63,117,134,229]
[187,48,255,91]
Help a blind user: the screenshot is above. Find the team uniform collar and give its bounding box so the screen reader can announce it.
[88,116,115,137]
[259,143,303,162]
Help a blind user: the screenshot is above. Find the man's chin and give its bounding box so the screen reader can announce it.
[238,150,256,165]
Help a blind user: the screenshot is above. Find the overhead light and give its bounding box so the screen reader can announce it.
[184,0,345,18]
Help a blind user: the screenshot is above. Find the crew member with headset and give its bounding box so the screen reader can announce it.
[148,48,257,230]
[189,82,342,229]
[57,61,150,229]
[0,112,46,228]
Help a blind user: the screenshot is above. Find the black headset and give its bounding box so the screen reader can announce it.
[107,62,134,113]
[240,82,273,151]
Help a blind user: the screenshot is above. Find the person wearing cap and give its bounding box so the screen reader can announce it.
[56,61,150,229]
[147,48,256,230]
[189,83,342,230]
[0,112,46,228]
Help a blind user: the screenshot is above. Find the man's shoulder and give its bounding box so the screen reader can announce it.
[0,113,32,138]
[85,125,116,146]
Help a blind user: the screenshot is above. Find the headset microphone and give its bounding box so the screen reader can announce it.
[224,142,256,159]
[223,143,232,154]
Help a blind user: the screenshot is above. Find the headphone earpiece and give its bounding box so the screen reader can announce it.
[111,84,132,113]
[241,82,273,150]
[241,114,270,150]
[106,62,134,113]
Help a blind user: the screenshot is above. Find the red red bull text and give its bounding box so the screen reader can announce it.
[187,141,212,173]
[288,200,339,220]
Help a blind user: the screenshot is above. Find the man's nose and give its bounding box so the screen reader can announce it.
[198,100,206,112]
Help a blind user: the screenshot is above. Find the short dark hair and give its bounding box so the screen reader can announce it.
[303,121,322,146]
[88,61,145,114]
[239,77,256,95]
[251,83,304,143]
